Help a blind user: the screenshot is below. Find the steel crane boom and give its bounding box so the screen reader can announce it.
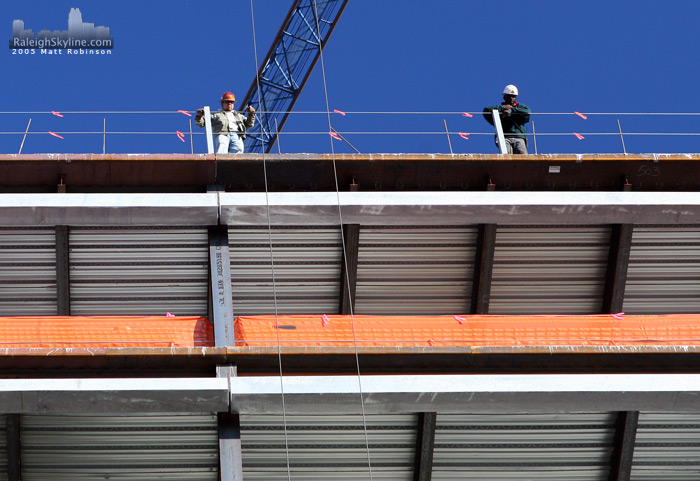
[241,0,349,153]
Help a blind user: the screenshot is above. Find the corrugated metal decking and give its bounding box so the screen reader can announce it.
[229,227,342,316]
[433,413,616,481]
[355,227,476,315]
[20,414,218,481]
[624,226,700,315]
[0,228,57,316]
[69,227,209,316]
[240,414,415,481]
[490,226,610,315]
[631,412,700,480]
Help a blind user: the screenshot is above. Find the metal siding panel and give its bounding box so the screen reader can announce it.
[433,413,616,481]
[240,414,415,481]
[355,227,476,315]
[0,228,57,316]
[631,412,700,480]
[624,226,700,315]
[69,228,209,316]
[20,414,218,481]
[489,226,610,315]
[229,227,342,316]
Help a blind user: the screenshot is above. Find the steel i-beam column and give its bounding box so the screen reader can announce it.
[471,223,497,314]
[602,181,634,314]
[602,224,633,314]
[339,224,360,314]
[6,414,21,481]
[218,365,243,481]
[209,226,235,346]
[55,225,71,315]
[413,412,437,481]
[608,411,639,481]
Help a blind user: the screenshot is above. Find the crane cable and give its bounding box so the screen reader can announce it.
[310,0,375,479]
[249,1,293,481]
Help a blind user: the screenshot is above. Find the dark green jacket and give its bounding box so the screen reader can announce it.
[483,103,530,140]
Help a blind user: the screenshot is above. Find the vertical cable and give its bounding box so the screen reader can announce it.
[249,2,292,480]
[310,1,374,479]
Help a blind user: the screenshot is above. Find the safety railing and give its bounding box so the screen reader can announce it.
[1,110,699,155]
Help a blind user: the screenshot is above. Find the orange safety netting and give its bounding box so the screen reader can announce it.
[234,314,700,347]
[0,316,214,348]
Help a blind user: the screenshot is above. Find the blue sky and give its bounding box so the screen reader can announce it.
[3,0,700,155]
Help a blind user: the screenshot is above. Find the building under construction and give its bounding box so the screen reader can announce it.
[3,1,700,480]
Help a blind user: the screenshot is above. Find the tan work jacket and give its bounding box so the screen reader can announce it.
[196,109,255,140]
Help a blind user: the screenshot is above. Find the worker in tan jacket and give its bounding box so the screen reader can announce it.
[195,91,255,153]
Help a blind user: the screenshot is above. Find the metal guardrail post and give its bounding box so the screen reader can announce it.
[203,106,215,154]
[491,109,508,154]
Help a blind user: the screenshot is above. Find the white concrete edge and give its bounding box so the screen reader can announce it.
[228,373,700,414]
[1,191,700,225]
[2,374,700,414]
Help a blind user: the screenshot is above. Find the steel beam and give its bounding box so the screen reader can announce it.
[5,192,700,226]
[492,109,508,154]
[4,153,700,193]
[6,414,21,481]
[413,412,436,481]
[218,364,243,481]
[55,225,71,315]
[602,225,634,313]
[339,224,360,314]
[228,374,700,414]
[0,378,229,414]
[203,106,215,154]
[218,413,244,481]
[608,411,639,481]
[470,224,496,314]
[209,226,235,347]
[219,191,700,226]
[0,193,218,226]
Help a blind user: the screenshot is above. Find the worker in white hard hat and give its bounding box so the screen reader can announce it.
[483,84,531,154]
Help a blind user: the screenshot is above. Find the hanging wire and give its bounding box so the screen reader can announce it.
[249,1,293,480]
[2,110,700,115]
[5,130,700,136]
[310,0,374,479]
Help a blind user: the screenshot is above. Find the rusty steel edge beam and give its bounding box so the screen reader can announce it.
[1,153,700,162]
[0,153,218,162]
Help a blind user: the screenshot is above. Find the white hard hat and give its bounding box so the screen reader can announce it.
[503,84,519,96]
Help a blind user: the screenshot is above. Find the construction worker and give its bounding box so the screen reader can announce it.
[483,85,531,154]
[195,92,255,154]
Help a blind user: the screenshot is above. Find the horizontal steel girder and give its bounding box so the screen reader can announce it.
[0,193,219,226]
[3,373,700,414]
[229,374,700,414]
[0,378,229,413]
[2,191,700,226]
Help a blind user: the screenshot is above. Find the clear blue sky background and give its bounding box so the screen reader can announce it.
[3,0,700,155]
